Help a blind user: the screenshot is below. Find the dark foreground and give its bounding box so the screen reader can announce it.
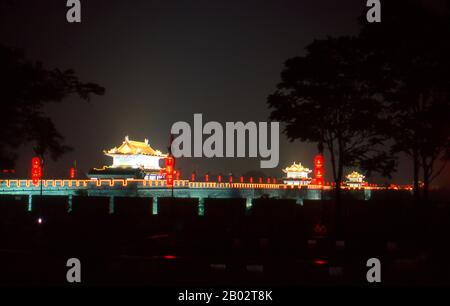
[0,195,449,286]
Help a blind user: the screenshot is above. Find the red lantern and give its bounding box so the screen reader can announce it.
[314,154,324,186]
[165,155,175,188]
[69,167,76,179]
[31,157,42,186]
[191,172,196,182]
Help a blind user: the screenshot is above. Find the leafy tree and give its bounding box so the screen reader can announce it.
[359,0,450,199]
[0,44,105,169]
[268,37,395,205]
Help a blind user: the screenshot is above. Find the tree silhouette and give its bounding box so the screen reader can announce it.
[268,37,395,204]
[359,0,450,200]
[0,44,105,169]
[270,0,450,204]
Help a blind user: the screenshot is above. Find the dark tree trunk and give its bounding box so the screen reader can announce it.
[334,178,342,236]
[422,161,430,201]
[413,149,421,201]
[423,173,429,201]
[334,147,344,239]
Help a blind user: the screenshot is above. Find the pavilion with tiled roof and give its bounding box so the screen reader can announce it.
[104,136,166,157]
[88,136,167,180]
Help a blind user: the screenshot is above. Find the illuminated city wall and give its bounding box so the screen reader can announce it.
[0,178,419,217]
[0,179,376,208]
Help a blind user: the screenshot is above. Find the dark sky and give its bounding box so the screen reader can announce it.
[1,0,448,186]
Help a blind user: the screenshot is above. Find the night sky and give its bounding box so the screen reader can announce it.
[1,0,448,186]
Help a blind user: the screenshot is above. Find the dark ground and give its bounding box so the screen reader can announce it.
[0,194,449,287]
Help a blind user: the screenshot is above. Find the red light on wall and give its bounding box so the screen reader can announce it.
[267,177,271,184]
[313,154,324,186]
[175,170,180,180]
[69,167,76,179]
[229,175,233,183]
[217,175,222,183]
[272,178,276,184]
[313,259,327,266]
[205,174,209,182]
[162,255,177,260]
[249,177,253,183]
[191,172,196,182]
[314,223,328,235]
[165,155,175,188]
[31,157,42,185]
[240,176,244,183]
[166,175,173,187]
[259,177,262,183]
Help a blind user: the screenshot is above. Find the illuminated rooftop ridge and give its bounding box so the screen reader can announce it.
[104,136,167,157]
[282,162,312,174]
[346,171,365,181]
